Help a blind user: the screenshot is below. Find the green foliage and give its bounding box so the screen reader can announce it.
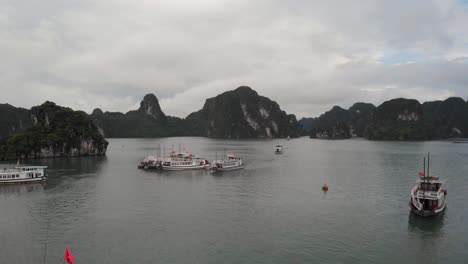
[364,97,468,140]
[0,102,108,160]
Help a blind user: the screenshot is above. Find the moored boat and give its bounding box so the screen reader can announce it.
[0,165,48,184]
[210,154,243,173]
[274,144,283,154]
[161,157,210,171]
[409,153,447,217]
[160,150,210,171]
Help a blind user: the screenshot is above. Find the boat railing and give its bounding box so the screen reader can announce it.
[1,168,22,173]
[411,186,423,211]
[416,190,439,197]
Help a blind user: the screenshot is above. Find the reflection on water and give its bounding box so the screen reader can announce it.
[408,211,446,236]
[0,183,45,197]
[145,168,211,178]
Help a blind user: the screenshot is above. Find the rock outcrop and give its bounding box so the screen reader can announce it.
[305,97,468,140]
[0,102,108,160]
[312,106,352,139]
[185,86,302,138]
[0,104,33,139]
[90,94,187,138]
[364,98,426,140]
[298,117,317,135]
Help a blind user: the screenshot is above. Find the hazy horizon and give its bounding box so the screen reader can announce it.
[1,87,467,120]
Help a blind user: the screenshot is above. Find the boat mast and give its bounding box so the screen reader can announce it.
[427,152,430,182]
[422,156,426,212]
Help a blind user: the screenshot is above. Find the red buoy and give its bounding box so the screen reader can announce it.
[322,184,329,191]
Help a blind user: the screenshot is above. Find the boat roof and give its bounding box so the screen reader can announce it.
[15,166,48,169]
[416,177,445,184]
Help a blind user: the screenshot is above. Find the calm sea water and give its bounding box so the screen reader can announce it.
[1,137,467,264]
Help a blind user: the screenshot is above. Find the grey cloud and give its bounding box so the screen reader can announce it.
[0,0,467,119]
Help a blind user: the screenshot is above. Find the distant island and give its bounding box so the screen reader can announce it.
[1,86,467,160]
[301,97,468,140]
[89,86,302,139]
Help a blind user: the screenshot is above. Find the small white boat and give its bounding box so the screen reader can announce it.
[160,151,210,171]
[0,165,48,184]
[274,145,283,154]
[409,153,447,217]
[211,154,243,173]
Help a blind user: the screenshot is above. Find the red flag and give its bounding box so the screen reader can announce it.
[64,247,74,264]
[419,172,425,177]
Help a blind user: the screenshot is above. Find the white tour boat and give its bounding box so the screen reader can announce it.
[409,153,447,217]
[274,145,283,154]
[160,151,210,171]
[0,165,48,184]
[210,154,243,173]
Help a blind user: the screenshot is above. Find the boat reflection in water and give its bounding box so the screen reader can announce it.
[0,183,45,197]
[408,210,446,236]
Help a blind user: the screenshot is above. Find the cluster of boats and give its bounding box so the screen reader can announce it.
[138,149,247,173]
[138,144,286,172]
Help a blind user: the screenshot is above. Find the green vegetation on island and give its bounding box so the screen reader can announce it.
[308,97,468,140]
[0,102,108,160]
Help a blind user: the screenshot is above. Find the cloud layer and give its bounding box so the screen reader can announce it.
[1,0,468,118]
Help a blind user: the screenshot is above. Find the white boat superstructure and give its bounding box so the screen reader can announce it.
[409,154,447,217]
[275,145,283,154]
[0,166,48,184]
[211,154,243,173]
[160,151,210,171]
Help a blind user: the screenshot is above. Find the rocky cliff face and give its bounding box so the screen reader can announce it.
[305,97,468,140]
[298,117,317,135]
[91,94,187,138]
[364,98,426,140]
[185,86,302,138]
[308,103,375,139]
[363,97,468,140]
[421,97,468,139]
[312,106,352,139]
[349,102,376,137]
[0,104,33,139]
[0,102,108,160]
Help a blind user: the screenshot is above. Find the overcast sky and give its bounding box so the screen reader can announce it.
[1,0,468,118]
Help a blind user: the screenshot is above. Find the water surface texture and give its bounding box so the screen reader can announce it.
[1,138,467,263]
